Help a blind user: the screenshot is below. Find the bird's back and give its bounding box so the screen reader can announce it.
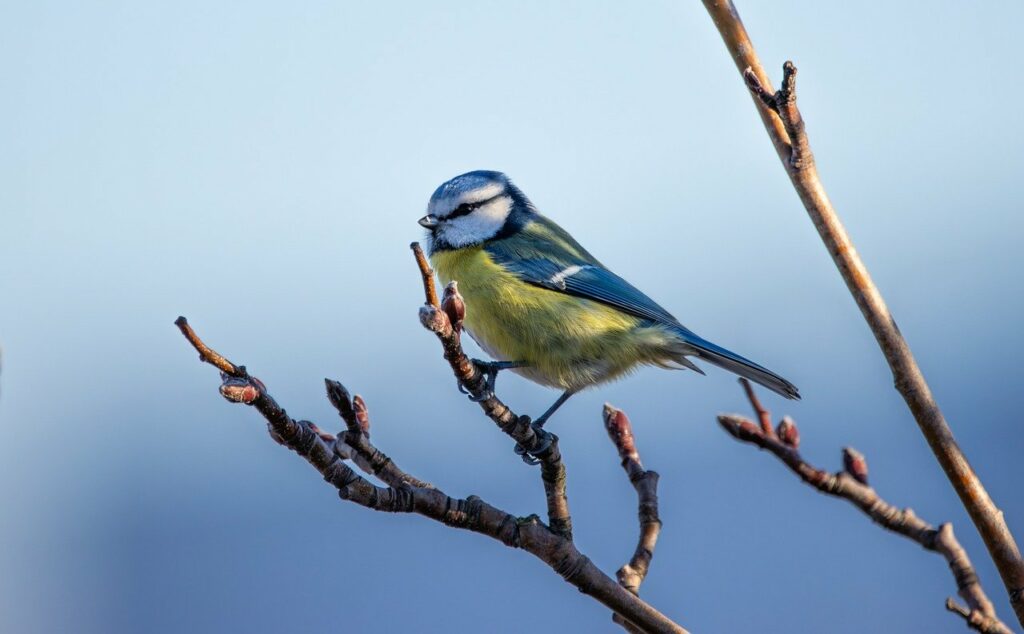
[425,184,798,400]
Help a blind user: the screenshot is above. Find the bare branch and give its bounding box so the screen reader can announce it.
[324,380,433,490]
[324,379,362,434]
[739,374,773,436]
[720,380,1013,634]
[605,405,663,633]
[948,598,1016,634]
[175,316,243,377]
[702,2,1024,623]
[441,281,465,334]
[411,242,573,541]
[411,240,440,307]
[177,317,687,634]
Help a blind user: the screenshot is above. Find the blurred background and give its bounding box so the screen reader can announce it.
[2,1,1022,632]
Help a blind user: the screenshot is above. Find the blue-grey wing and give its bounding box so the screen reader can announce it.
[484,223,686,330]
[484,216,801,399]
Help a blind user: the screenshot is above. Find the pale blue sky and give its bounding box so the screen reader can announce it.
[2,1,1023,632]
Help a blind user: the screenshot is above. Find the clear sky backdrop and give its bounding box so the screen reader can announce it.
[2,1,1023,632]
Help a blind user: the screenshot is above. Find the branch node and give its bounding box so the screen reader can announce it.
[603,404,640,465]
[742,67,777,111]
[325,379,362,433]
[418,304,450,334]
[780,60,798,104]
[842,447,869,486]
[441,281,465,334]
[776,416,800,448]
[219,375,261,404]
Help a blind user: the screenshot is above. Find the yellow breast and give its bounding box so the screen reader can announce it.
[430,246,674,390]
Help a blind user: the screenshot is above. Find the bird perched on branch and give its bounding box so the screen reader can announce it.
[420,170,798,461]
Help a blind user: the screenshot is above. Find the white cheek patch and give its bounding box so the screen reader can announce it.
[436,197,512,247]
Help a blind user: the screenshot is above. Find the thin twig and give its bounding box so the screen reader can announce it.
[175,316,243,376]
[739,375,773,436]
[324,380,433,489]
[411,242,573,541]
[947,598,1017,634]
[411,241,440,307]
[605,405,663,633]
[717,380,1013,634]
[177,317,686,634]
[324,379,363,434]
[701,2,1024,624]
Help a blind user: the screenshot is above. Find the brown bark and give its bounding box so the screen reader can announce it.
[175,313,686,633]
[412,242,573,541]
[719,379,1013,633]
[701,1,1024,625]
[605,405,663,633]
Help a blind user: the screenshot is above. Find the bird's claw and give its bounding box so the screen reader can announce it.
[458,378,494,402]
[468,389,494,402]
[463,358,501,402]
[457,379,486,399]
[513,425,555,465]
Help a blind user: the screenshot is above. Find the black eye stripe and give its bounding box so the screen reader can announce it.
[446,193,503,220]
[447,203,476,219]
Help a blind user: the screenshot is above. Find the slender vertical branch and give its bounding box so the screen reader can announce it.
[701,1,1024,624]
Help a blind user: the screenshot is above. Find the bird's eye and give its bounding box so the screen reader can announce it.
[446,192,503,220]
[448,202,477,219]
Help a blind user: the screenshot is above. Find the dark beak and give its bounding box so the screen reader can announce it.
[418,214,439,229]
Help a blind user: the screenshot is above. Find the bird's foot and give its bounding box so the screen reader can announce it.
[463,359,525,402]
[513,424,556,466]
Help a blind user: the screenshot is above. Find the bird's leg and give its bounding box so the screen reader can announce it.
[463,359,528,402]
[532,390,575,429]
[514,389,576,465]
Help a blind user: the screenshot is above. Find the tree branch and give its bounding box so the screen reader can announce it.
[605,405,663,633]
[718,379,1013,634]
[701,2,1024,624]
[175,316,686,634]
[411,242,573,541]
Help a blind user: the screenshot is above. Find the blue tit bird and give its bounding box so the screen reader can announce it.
[419,170,798,458]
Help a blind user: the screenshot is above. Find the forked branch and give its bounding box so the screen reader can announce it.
[702,1,1024,624]
[176,244,687,634]
[175,316,685,634]
[719,379,1013,634]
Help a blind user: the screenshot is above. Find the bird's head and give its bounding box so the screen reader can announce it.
[420,170,533,251]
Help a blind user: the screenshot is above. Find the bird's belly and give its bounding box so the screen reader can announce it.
[431,246,672,391]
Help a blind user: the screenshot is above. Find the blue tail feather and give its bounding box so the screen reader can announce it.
[674,328,800,400]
